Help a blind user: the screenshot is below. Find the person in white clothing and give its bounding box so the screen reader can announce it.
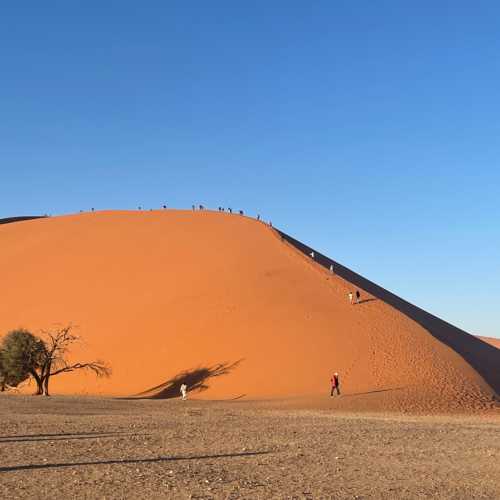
[180,383,188,401]
[348,292,353,304]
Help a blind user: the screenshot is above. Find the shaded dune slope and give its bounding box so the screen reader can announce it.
[0,211,497,412]
[477,336,500,349]
[0,215,46,225]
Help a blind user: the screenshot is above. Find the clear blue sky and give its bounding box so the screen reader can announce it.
[1,2,499,338]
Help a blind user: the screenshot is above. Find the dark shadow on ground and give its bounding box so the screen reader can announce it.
[341,387,406,397]
[356,298,377,305]
[0,431,129,440]
[229,394,247,400]
[0,433,130,444]
[277,229,500,397]
[0,450,272,473]
[129,360,243,400]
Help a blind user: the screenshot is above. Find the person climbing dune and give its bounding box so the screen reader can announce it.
[330,373,340,396]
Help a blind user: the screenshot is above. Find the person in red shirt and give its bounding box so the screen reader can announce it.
[330,373,340,396]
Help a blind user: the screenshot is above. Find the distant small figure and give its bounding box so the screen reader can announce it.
[348,292,353,304]
[329,264,334,274]
[138,206,142,210]
[91,208,95,212]
[192,205,195,211]
[257,214,260,221]
[162,205,167,209]
[218,207,221,211]
[199,204,204,210]
[221,207,225,212]
[330,373,340,396]
[269,221,273,227]
[180,383,188,401]
[239,210,243,215]
[310,251,315,259]
[355,290,361,304]
[228,208,232,214]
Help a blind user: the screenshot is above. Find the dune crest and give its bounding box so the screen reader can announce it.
[0,210,498,412]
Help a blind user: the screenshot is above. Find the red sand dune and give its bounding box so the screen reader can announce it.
[0,211,498,412]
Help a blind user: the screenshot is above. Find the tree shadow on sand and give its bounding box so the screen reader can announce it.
[130,360,243,400]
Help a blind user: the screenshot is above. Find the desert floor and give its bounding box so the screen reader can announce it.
[1,395,499,499]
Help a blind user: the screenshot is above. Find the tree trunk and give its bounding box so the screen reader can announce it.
[30,370,43,395]
[43,374,50,396]
[42,362,51,396]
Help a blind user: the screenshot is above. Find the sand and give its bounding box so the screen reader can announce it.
[1,395,499,499]
[0,210,498,413]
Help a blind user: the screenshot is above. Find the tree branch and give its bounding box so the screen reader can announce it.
[49,361,111,378]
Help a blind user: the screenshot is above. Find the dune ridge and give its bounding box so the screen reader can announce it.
[0,210,498,412]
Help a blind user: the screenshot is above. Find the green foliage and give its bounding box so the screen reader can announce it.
[0,348,29,390]
[0,329,45,389]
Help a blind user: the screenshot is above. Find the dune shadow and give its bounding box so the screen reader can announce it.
[128,360,243,400]
[278,230,500,397]
[0,215,46,225]
[0,450,272,473]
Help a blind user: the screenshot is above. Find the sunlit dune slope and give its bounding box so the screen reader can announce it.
[0,211,498,412]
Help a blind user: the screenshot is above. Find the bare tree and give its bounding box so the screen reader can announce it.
[37,325,111,396]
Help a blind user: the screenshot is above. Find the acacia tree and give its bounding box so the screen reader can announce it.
[0,352,32,391]
[1,326,111,396]
[36,325,111,396]
[0,329,45,393]
[1,349,31,391]
[1,348,19,391]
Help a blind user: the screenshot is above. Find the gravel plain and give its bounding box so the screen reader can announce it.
[1,395,499,499]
